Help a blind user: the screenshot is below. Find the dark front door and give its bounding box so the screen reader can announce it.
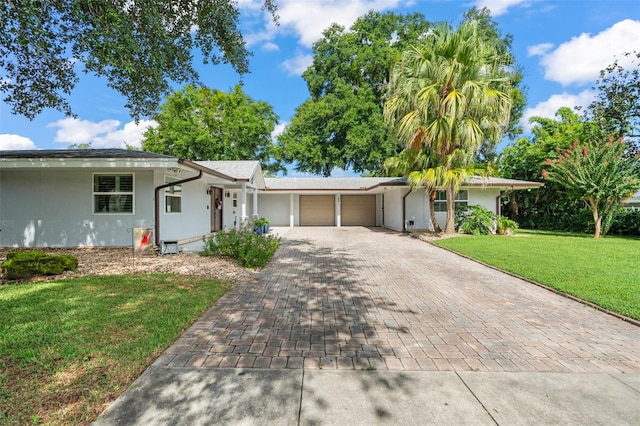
[211,187,223,232]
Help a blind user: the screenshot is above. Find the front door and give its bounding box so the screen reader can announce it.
[211,187,223,232]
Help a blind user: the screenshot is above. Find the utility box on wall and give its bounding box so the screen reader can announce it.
[161,240,179,255]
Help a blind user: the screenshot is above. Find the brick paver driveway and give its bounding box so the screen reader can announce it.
[158,227,640,373]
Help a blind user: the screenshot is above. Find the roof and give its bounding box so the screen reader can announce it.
[264,176,542,191]
[0,149,175,160]
[194,160,260,181]
[264,177,406,191]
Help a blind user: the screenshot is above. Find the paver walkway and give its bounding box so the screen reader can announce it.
[155,227,640,373]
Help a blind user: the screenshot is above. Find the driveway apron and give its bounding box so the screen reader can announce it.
[157,227,640,374]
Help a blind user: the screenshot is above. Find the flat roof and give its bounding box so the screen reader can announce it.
[0,149,175,160]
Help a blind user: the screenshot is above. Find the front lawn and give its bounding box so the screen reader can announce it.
[433,230,640,321]
[0,274,230,425]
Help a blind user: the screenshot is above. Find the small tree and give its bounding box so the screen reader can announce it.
[542,136,640,238]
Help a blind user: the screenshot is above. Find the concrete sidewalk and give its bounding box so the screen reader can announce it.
[95,368,640,425]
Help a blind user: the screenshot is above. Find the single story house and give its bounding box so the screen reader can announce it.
[0,149,542,251]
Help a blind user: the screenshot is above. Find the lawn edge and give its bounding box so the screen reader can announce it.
[427,240,640,329]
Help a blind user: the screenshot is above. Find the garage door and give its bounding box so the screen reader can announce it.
[341,195,376,226]
[300,195,335,226]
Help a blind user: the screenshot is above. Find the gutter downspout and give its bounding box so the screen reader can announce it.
[402,189,411,233]
[154,169,203,248]
[497,186,516,217]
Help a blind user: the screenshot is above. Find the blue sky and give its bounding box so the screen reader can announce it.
[1,0,640,173]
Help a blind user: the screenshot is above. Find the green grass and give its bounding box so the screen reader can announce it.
[433,230,640,321]
[0,274,231,425]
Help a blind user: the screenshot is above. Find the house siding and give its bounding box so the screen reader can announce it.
[157,174,214,243]
[0,169,154,247]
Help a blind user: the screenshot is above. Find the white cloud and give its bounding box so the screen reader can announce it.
[261,41,280,52]
[242,0,404,48]
[0,134,37,150]
[281,53,314,76]
[537,19,640,86]
[521,90,595,131]
[271,122,288,139]
[527,42,553,57]
[47,118,157,148]
[471,0,530,16]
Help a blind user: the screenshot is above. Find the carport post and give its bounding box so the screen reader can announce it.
[289,194,295,227]
[253,188,258,218]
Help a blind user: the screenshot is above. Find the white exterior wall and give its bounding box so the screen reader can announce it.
[257,193,290,226]
[468,188,501,213]
[405,190,433,231]
[385,187,503,233]
[0,169,154,247]
[382,188,406,231]
[156,173,213,243]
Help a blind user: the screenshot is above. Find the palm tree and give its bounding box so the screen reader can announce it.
[384,20,513,233]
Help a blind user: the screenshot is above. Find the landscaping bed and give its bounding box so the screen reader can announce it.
[0,247,255,284]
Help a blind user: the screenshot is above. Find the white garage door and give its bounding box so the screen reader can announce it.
[300,195,335,226]
[341,195,376,226]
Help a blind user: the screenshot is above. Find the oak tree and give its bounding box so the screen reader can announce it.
[0,0,277,120]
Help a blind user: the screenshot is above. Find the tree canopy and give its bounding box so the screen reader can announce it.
[498,108,592,230]
[543,136,640,238]
[586,51,640,156]
[277,11,434,176]
[277,8,523,176]
[0,0,277,120]
[142,85,281,173]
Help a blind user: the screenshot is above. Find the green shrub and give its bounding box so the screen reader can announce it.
[496,216,519,235]
[607,208,640,236]
[202,228,281,268]
[253,217,270,227]
[455,205,496,235]
[1,251,78,280]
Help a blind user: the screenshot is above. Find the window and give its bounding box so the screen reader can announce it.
[93,174,134,214]
[165,177,182,213]
[433,190,468,212]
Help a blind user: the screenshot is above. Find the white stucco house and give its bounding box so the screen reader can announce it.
[0,149,542,251]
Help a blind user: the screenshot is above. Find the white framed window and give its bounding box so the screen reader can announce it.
[93,173,134,214]
[165,177,182,213]
[434,190,468,212]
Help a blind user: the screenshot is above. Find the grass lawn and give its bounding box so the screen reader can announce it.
[0,274,231,425]
[433,230,640,321]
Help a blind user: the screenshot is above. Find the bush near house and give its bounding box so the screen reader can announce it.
[1,250,78,280]
[607,208,640,236]
[455,205,496,235]
[202,228,281,268]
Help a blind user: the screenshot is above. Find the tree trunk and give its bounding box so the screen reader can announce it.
[444,184,456,234]
[587,197,601,239]
[428,190,442,233]
[593,209,602,239]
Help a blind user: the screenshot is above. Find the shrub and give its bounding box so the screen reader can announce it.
[607,208,640,236]
[253,217,270,227]
[202,228,281,268]
[1,251,78,280]
[496,216,519,235]
[455,205,496,235]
